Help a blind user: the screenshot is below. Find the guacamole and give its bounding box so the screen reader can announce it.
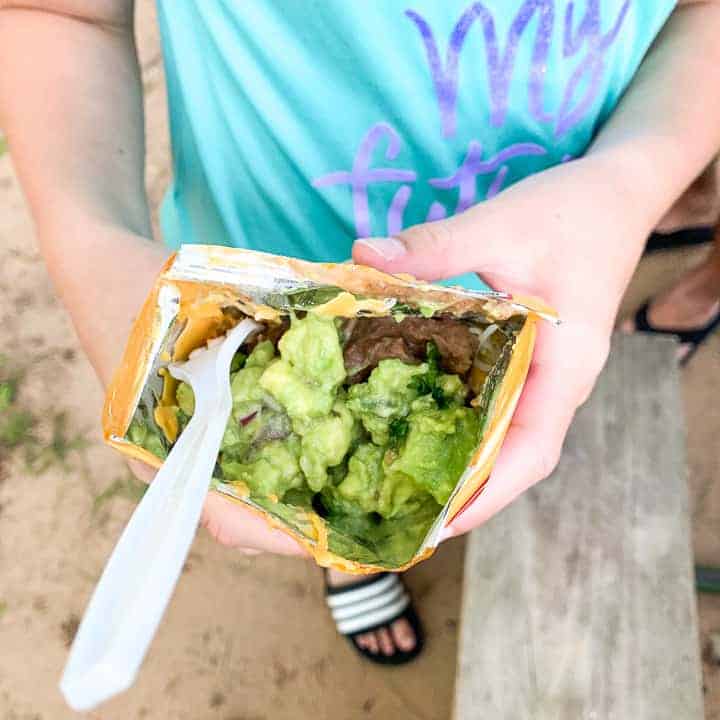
[128,310,516,567]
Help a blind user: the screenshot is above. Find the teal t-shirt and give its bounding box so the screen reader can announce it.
[156,1,675,289]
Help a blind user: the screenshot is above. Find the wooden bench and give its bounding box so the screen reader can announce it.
[453,334,704,720]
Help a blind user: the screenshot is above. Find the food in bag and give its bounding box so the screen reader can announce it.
[104,246,556,573]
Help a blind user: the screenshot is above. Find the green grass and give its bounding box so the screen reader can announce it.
[0,408,35,449]
[0,366,35,449]
[0,367,33,449]
[1,361,91,473]
[92,473,147,513]
[0,380,16,412]
[25,412,90,473]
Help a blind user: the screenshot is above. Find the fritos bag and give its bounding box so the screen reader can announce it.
[103,245,556,573]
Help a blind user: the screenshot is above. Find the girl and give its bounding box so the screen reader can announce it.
[2,0,720,662]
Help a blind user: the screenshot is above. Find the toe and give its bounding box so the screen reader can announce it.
[678,343,694,362]
[377,627,394,656]
[391,618,416,652]
[363,632,379,654]
[355,633,370,650]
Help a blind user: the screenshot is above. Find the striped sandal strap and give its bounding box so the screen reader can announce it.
[325,573,411,636]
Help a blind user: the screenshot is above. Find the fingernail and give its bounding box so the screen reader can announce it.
[355,237,407,262]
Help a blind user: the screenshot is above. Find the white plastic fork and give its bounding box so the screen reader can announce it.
[60,318,260,711]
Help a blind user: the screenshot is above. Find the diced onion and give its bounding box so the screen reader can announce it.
[239,411,258,426]
[477,323,499,349]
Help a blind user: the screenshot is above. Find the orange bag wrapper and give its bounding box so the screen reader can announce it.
[103,245,557,573]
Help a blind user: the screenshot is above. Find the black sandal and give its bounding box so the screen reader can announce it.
[634,301,720,366]
[324,572,425,665]
[696,565,720,594]
[644,226,715,255]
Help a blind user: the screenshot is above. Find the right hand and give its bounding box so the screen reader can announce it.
[352,155,644,539]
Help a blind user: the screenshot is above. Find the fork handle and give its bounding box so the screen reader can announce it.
[60,402,227,710]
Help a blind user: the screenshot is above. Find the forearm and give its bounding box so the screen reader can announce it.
[588,1,720,235]
[0,2,151,234]
[0,3,168,384]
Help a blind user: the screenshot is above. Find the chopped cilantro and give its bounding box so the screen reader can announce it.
[388,417,409,447]
[408,342,453,409]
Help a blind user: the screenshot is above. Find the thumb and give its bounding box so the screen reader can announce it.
[351,209,515,282]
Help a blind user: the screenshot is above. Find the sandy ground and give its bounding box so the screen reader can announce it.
[1,3,719,719]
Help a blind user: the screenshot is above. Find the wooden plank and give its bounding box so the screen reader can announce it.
[453,334,704,720]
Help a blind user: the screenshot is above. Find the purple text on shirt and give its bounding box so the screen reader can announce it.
[406,0,631,139]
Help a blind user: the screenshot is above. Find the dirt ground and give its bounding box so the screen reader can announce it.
[1,3,719,719]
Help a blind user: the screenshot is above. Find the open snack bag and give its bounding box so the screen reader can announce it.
[104,245,557,573]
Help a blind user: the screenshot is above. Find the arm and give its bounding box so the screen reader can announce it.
[0,0,166,387]
[353,0,720,535]
[0,1,303,555]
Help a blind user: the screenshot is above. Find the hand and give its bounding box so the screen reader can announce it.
[353,155,651,537]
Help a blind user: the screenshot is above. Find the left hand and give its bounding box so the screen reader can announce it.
[352,155,651,538]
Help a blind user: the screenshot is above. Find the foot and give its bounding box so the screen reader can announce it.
[621,263,720,362]
[325,568,418,657]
